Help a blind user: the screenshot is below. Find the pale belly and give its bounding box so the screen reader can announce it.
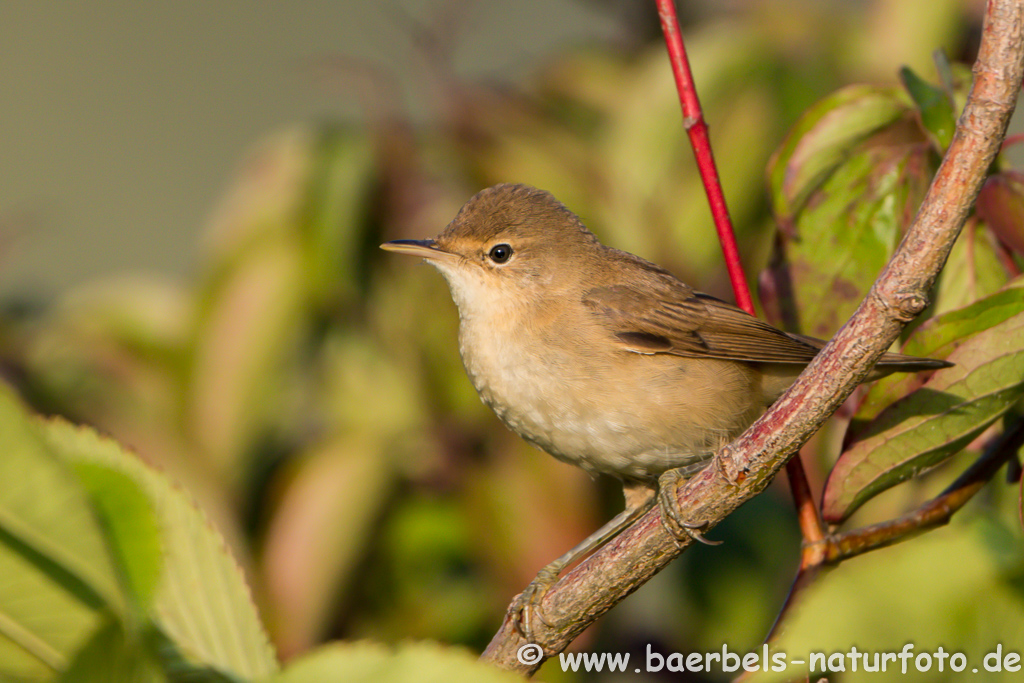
[459,324,767,482]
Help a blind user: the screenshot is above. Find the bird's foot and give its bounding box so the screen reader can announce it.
[656,468,722,547]
[509,565,562,642]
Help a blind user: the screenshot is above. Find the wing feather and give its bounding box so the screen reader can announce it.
[583,280,820,364]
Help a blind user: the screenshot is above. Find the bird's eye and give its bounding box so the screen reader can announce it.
[488,244,513,264]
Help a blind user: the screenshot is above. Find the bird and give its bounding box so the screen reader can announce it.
[381,183,950,637]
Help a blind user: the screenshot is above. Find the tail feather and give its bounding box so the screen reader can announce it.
[875,350,954,372]
[786,332,953,376]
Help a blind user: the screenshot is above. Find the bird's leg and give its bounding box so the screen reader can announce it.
[511,480,657,641]
[657,467,722,547]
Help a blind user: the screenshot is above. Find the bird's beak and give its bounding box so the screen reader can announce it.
[380,239,456,262]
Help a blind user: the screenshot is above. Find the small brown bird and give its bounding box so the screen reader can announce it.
[382,183,949,634]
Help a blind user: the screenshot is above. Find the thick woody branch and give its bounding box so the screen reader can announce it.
[481,0,1024,673]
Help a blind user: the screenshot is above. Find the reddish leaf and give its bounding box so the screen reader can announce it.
[976,171,1024,255]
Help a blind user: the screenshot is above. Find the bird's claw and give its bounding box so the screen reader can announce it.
[677,518,723,546]
[510,567,560,641]
[657,468,722,547]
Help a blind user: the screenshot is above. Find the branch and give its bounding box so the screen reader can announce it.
[825,416,1024,561]
[481,0,1024,673]
[765,417,1024,643]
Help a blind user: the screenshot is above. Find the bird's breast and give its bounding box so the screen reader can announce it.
[456,311,766,481]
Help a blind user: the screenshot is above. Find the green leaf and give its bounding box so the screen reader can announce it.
[0,387,126,681]
[270,640,523,683]
[201,127,316,259]
[39,420,279,680]
[762,521,1024,682]
[261,434,396,657]
[70,462,162,612]
[906,276,1024,358]
[61,621,239,683]
[780,142,932,338]
[188,234,307,479]
[852,276,1024,424]
[768,85,907,223]
[933,49,957,96]
[823,310,1024,523]
[304,126,376,308]
[899,65,956,151]
[59,619,166,683]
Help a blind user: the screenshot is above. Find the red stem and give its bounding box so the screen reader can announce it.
[1001,131,1024,150]
[656,0,826,549]
[656,0,754,315]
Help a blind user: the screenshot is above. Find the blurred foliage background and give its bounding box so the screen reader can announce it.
[3,1,1024,681]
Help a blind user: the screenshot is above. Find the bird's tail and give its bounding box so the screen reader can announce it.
[871,350,953,377]
[788,332,953,380]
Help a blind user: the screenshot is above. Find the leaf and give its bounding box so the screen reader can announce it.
[70,462,162,612]
[0,388,126,681]
[21,275,189,436]
[39,420,279,680]
[780,142,932,338]
[202,127,317,259]
[761,522,1024,682]
[188,234,307,478]
[261,434,396,658]
[270,640,523,683]
[59,619,166,683]
[823,311,1024,523]
[768,85,907,223]
[976,171,1024,255]
[906,276,1024,358]
[899,65,956,151]
[851,276,1024,425]
[931,220,1010,315]
[304,126,377,308]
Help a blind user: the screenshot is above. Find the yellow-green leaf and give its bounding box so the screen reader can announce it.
[70,462,162,612]
[852,276,1024,424]
[778,142,932,338]
[271,640,523,683]
[0,388,127,681]
[39,421,279,679]
[768,85,907,223]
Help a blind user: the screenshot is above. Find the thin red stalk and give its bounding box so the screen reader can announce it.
[1001,131,1024,149]
[656,0,754,314]
[656,0,825,546]
[786,453,826,547]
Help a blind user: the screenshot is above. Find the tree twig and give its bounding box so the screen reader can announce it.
[765,417,1024,644]
[481,0,1024,673]
[825,416,1024,561]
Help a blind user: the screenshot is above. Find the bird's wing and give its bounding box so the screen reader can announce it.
[582,280,821,364]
